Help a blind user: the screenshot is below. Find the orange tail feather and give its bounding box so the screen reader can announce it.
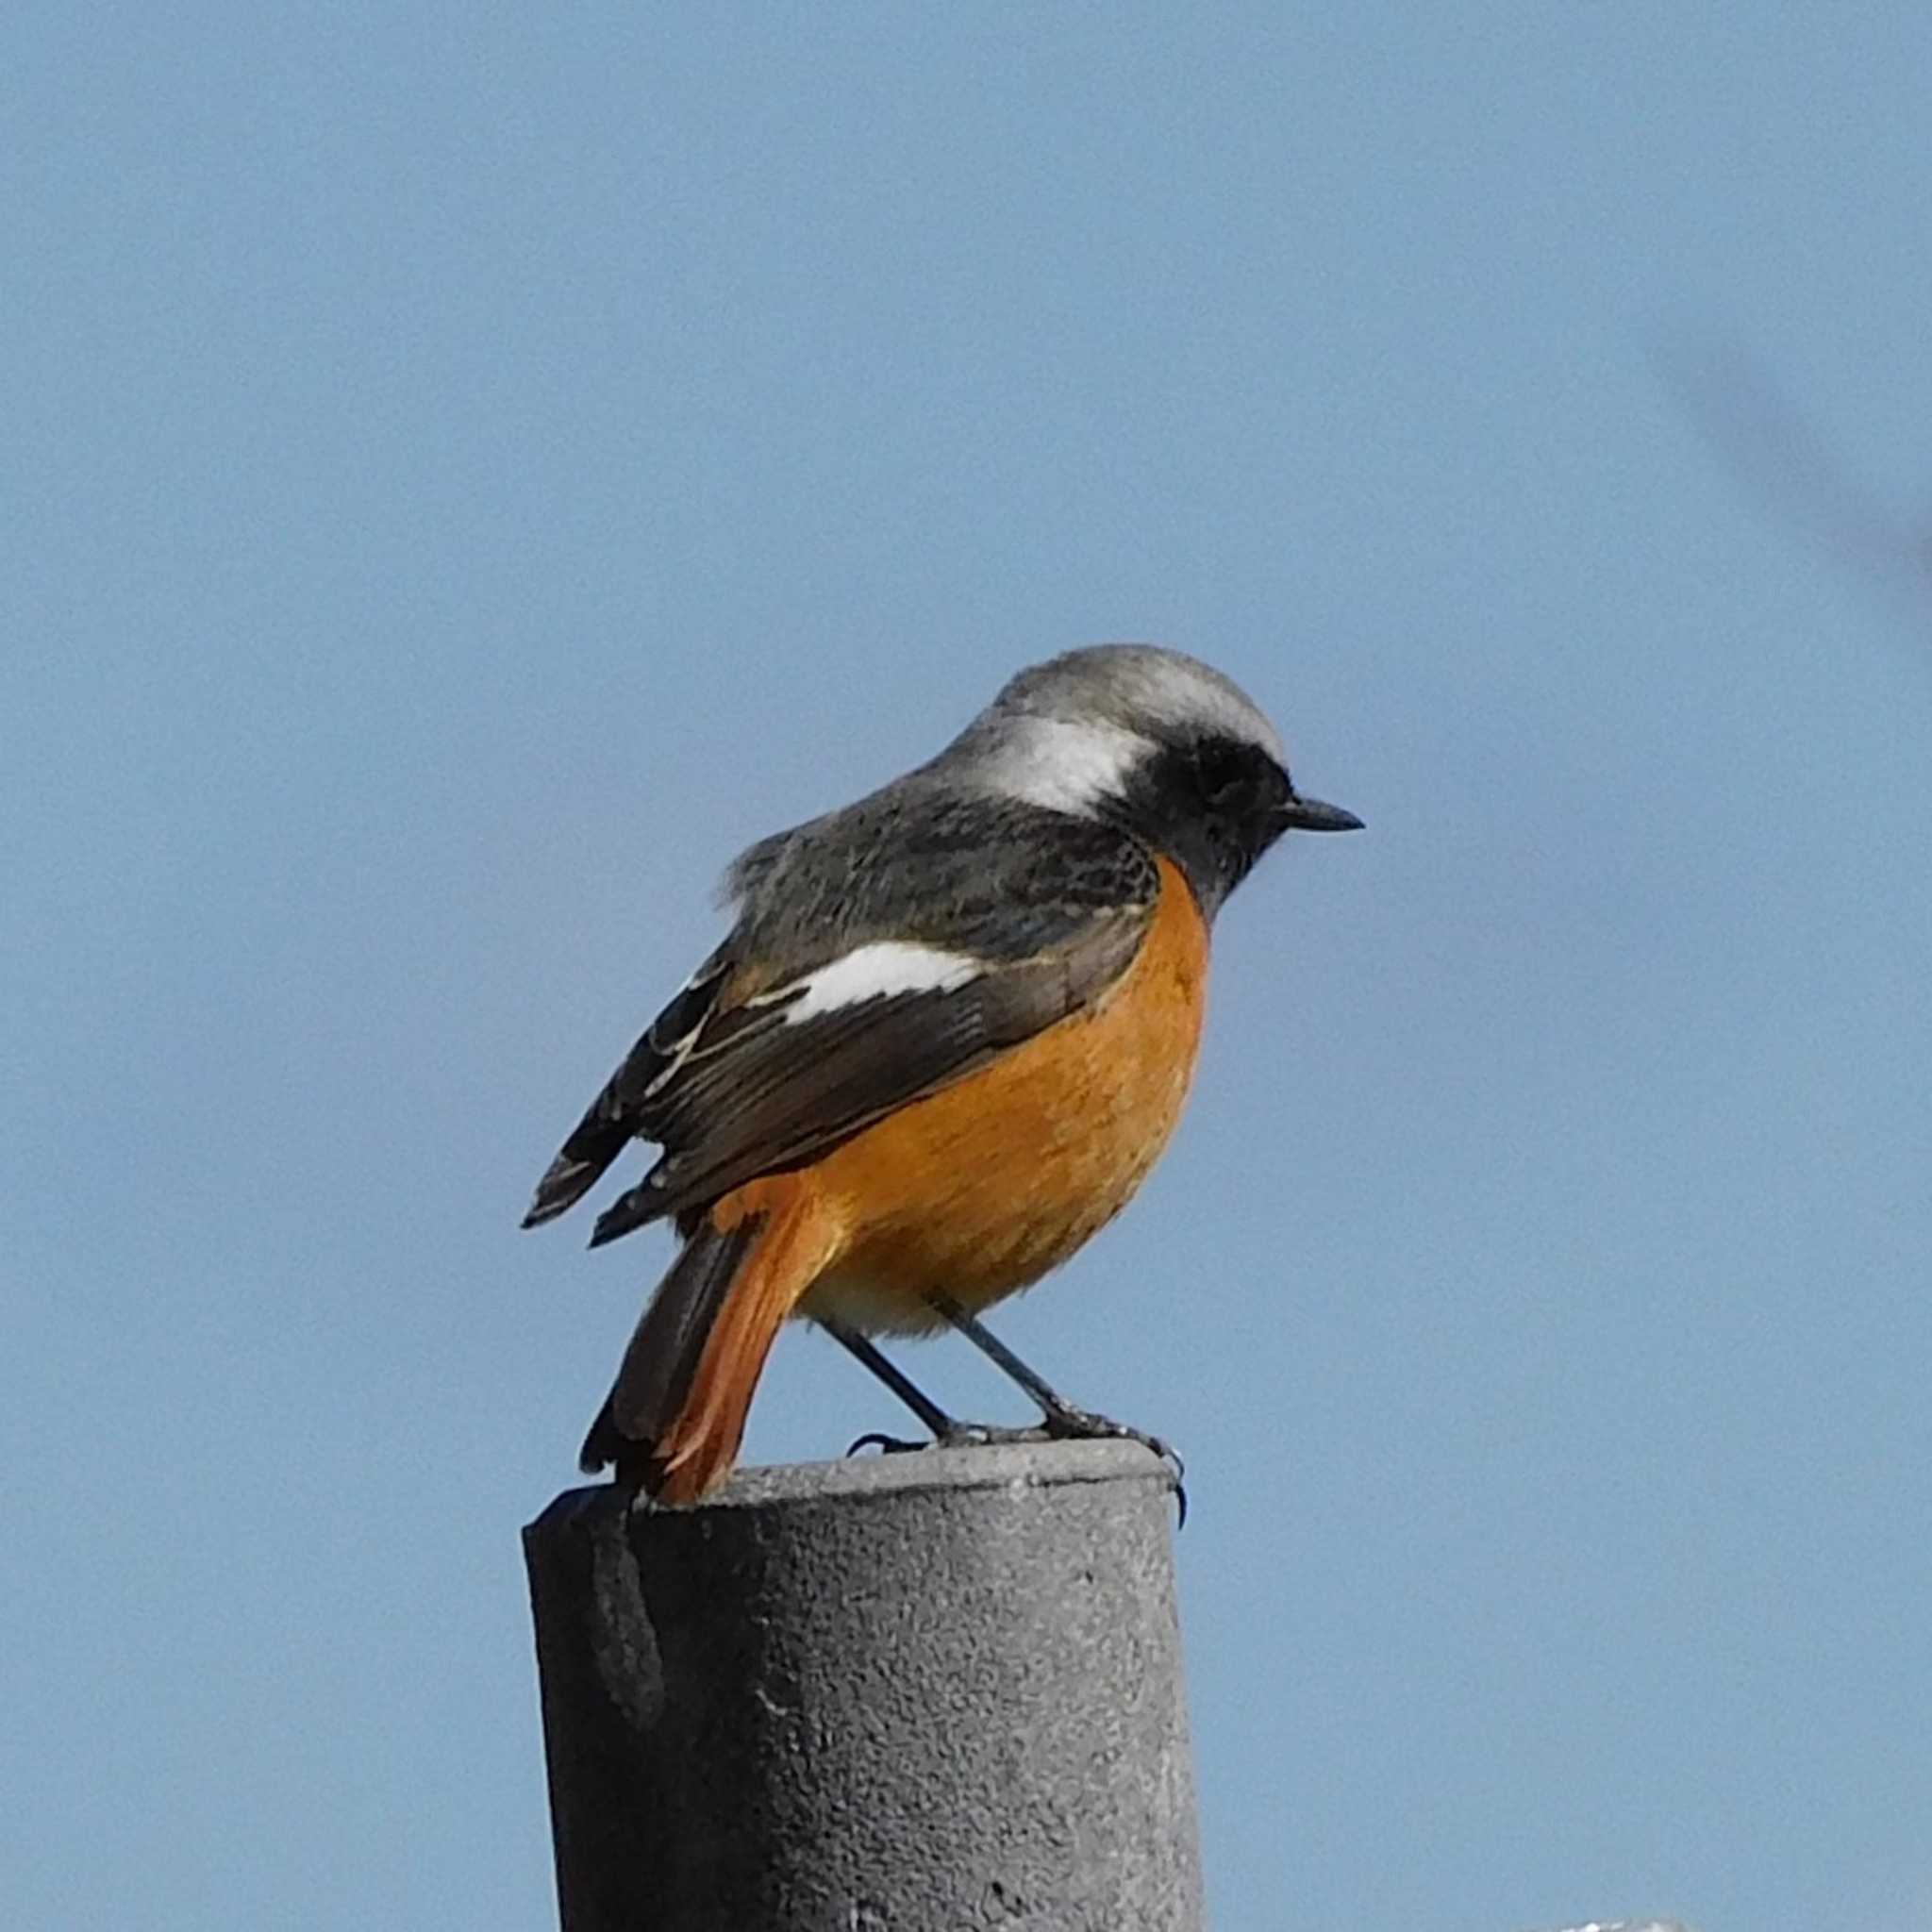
[643,1175,842,1505]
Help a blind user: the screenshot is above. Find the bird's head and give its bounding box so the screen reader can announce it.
[952,643,1361,916]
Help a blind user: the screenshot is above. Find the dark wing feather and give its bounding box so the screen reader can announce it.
[523,804,1162,1243]
[520,943,734,1228]
[583,917,1141,1243]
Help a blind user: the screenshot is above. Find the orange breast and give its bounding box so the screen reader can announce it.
[798,857,1210,1335]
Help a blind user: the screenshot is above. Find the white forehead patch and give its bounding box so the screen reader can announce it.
[778,941,982,1024]
[974,714,1148,819]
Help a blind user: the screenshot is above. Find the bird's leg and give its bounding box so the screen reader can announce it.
[925,1292,1187,1509]
[822,1319,954,1447]
[820,1319,1053,1457]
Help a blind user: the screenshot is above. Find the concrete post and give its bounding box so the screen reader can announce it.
[524,1438,1199,1932]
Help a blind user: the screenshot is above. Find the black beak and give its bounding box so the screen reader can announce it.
[1277,792,1364,834]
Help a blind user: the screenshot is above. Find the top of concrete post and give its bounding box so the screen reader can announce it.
[528,1434,1175,1530]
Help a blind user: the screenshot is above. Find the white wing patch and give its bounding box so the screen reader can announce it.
[779,941,983,1024]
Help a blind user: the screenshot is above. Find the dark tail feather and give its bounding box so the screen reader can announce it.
[578,1216,761,1474]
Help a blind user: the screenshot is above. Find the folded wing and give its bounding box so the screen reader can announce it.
[522,832,1160,1244]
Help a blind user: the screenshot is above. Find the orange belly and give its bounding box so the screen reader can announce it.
[796,857,1209,1335]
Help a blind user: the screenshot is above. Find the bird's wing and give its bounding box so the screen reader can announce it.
[518,941,737,1230]
[522,829,1160,1242]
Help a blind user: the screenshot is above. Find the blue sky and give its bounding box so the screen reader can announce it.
[6,8,1931,1929]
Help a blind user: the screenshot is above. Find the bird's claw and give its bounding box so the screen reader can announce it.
[846,1412,1188,1526]
[846,1429,926,1457]
[1039,1405,1188,1526]
[846,1421,1053,1458]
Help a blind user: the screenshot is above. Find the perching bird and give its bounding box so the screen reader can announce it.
[523,644,1360,1503]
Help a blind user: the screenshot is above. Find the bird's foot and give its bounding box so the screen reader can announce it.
[847,1410,1187,1525]
[846,1420,1055,1458]
[1038,1402,1187,1523]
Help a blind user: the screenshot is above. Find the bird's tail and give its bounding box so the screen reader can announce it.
[579,1174,842,1505]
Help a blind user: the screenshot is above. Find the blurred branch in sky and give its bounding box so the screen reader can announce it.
[1651,325,1932,625]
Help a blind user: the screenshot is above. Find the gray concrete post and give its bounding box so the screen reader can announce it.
[524,1438,1200,1932]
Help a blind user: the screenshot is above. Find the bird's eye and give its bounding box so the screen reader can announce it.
[1192,739,1252,808]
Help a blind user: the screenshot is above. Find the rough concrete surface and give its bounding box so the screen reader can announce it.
[525,1438,1198,1932]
